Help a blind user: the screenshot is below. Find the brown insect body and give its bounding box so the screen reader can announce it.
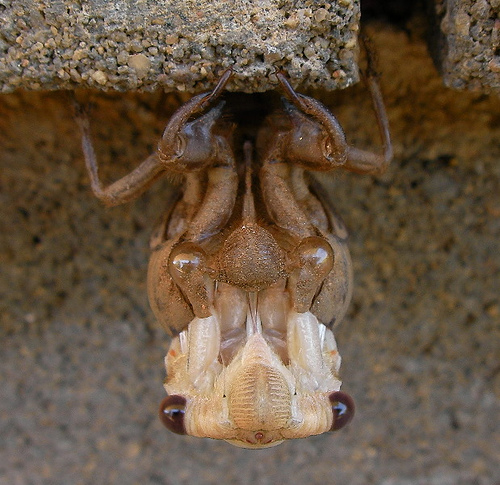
[76,65,392,448]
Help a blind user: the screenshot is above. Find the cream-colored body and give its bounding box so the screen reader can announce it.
[164,295,343,447]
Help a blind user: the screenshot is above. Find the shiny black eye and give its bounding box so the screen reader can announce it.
[159,395,187,435]
[329,391,355,431]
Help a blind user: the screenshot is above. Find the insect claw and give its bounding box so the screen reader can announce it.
[359,33,380,80]
[275,71,308,111]
[269,67,284,82]
[201,68,234,108]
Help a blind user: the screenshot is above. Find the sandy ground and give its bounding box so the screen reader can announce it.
[1,25,499,485]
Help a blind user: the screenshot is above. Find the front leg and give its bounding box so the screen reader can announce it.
[260,156,316,239]
[275,42,392,176]
[74,69,234,207]
[344,54,393,175]
[75,103,166,206]
[184,137,238,242]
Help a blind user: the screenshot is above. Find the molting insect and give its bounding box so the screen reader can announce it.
[76,61,392,448]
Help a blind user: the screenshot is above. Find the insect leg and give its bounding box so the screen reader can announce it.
[74,101,165,206]
[344,37,393,175]
[184,137,238,242]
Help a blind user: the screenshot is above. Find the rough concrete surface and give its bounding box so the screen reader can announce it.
[431,0,500,95]
[0,0,360,93]
[1,24,500,485]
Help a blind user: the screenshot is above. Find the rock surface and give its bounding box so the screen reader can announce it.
[430,0,500,95]
[0,0,360,93]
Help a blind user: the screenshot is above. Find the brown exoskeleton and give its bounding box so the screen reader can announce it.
[76,60,392,448]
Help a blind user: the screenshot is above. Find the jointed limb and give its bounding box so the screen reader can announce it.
[344,53,393,175]
[275,40,392,176]
[75,103,166,206]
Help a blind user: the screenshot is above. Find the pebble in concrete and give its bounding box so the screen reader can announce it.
[430,0,500,95]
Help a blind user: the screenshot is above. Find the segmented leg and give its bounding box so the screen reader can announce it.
[73,69,234,207]
[344,39,393,175]
[74,103,165,206]
[275,39,393,176]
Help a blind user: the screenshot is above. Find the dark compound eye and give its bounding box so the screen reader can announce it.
[329,391,355,431]
[159,395,187,435]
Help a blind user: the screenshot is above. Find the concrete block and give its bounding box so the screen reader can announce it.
[0,0,360,93]
[430,0,500,95]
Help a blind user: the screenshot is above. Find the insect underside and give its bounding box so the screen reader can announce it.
[77,67,391,448]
